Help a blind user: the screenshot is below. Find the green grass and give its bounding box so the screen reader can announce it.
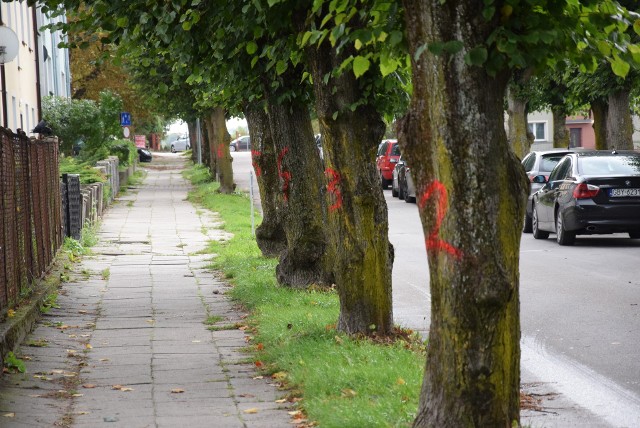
[185,164,424,427]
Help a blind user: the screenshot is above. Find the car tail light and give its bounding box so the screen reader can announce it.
[573,183,600,199]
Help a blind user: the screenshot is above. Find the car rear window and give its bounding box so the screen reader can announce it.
[391,144,400,156]
[579,155,640,175]
[539,154,567,172]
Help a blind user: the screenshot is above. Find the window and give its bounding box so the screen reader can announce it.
[528,122,547,141]
[521,153,536,172]
[549,157,571,182]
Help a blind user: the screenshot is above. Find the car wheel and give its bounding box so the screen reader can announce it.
[629,232,640,239]
[532,206,549,240]
[379,171,389,189]
[230,145,237,152]
[398,180,405,200]
[404,182,414,203]
[555,210,575,246]
[523,212,533,233]
[171,146,176,153]
[391,180,398,197]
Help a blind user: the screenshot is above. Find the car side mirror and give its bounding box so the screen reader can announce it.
[532,175,547,184]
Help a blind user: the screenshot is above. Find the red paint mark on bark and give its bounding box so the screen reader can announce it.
[417,180,463,259]
[277,147,292,201]
[251,150,262,177]
[217,144,223,158]
[325,168,343,211]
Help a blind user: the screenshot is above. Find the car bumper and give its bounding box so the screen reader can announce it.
[563,202,640,234]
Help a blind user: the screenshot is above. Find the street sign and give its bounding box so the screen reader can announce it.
[120,112,131,127]
[134,135,146,148]
[123,126,130,138]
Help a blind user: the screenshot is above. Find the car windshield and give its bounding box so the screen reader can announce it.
[539,155,567,172]
[578,155,640,175]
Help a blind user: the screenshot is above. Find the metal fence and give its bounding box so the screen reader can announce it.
[0,127,63,311]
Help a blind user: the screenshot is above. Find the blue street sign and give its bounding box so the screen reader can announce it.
[120,112,131,127]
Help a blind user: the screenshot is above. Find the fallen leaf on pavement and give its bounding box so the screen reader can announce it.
[256,343,264,351]
[112,385,133,392]
[275,399,287,403]
[82,384,96,389]
[341,388,357,398]
[85,344,92,349]
[243,408,259,414]
[238,394,255,398]
[254,360,263,368]
[2,413,15,418]
[252,376,264,380]
[72,394,84,397]
[7,309,15,318]
[171,389,185,394]
[288,411,303,417]
[78,310,88,314]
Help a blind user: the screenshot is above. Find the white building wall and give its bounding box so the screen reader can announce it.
[526,111,554,151]
[1,2,70,134]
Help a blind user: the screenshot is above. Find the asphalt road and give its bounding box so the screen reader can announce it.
[231,152,640,426]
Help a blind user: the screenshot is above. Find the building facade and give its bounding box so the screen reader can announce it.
[1,1,70,134]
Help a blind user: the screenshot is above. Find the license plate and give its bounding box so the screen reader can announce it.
[609,188,640,197]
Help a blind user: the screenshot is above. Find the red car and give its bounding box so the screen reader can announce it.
[376,139,400,189]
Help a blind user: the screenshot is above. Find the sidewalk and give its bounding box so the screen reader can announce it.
[0,153,292,427]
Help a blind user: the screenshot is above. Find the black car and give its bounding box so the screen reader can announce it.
[531,150,640,245]
[230,136,251,152]
[521,149,573,232]
[138,148,152,162]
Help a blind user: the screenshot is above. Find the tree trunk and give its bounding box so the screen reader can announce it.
[506,86,533,159]
[265,97,331,287]
[606,89,633,150]
[203,113,218,180]
[207,107,234,194]
[244,104,286,257]
[305,31,394,335]
[187,121,197,163]
[591,100,608,150]
[401,1,527,426]
[552,108,570,149]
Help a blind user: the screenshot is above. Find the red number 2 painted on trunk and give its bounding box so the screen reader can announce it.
[277,147,292,201]
[418,180,463,260]
[251,150,262,177]
[325,168,342,211]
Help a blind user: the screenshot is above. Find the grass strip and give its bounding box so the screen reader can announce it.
[184,164,424,427]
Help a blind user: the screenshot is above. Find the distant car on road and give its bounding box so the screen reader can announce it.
[171,136,190,153]
[230,136,251,152]
[531,150,640,245]
[397,159,416,203]
[521,149,574,232]
[376,139,400,189]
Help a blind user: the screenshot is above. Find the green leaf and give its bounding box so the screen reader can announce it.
[116,17,128,28]
[246,41,258,55]
[482,6,495,21]
[182,21,193,31]
[276,60,287,75]
[300,31,312,47]
[191,0,201,5]
[426,42,443,56]
[389,31,402,47]
[634,20,640,36]
[464,47,488,66]
[596,41,611,56]
[332,111,339,120]
[611,56,630,78]
[300,71,310,83]
[379,56,398,77]
[352,55,370,78]
[354,39,363,50]
[443,40,464,54]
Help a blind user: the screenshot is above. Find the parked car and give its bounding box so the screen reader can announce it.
[171,136,190,153]
[138,148,152,162]
[521,149,574,232]
[392,156,404,197]
[397,158,416,203]
[230,135,251,152]
[376,139,400,189]
[531,150,640,245]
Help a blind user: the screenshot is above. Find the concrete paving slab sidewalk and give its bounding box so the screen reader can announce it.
[0,153,292,427]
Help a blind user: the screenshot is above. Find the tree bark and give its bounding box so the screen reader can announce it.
[265,97,331,287]
[591,99,608,150]
[207,107,234,194]
[187,121,197,163]
[552,108,570,149]
[401,1,527,426]
[305,27,394,335]
[506,86,533,159]
[605,89,634,150]
[244,104,286,257]
[203,113,218,180]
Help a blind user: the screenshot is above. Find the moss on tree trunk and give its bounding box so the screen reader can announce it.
[552,109,570,149]
[591,99,608,150]
[305,31,393,335]
[606,89,633,150]
[402,1,527,425]
[244,104,286,257]
[506,86,533,159]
